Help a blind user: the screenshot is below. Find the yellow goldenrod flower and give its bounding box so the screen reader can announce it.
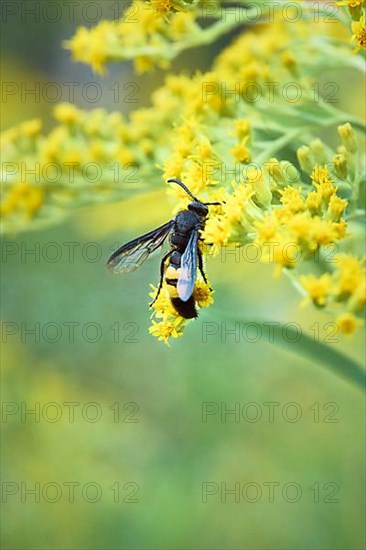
[235,119,251,139]
[309,218,342,247]
[223,190,251,225]
[54,103,81,125]
[162,154,185,180]
[256,215,279,241]
[193,281,214,308]
[231,137,251,163]
[149,318,184,344]
[300,273,332,307]
[334,254,365,296]
[20,119,42,138]
[117,147,136,166]
[280,187,305,213]
[195,139,214,161]
[287,213,313,240]
[327,195,348,220]
[351,15,366,52]
[66,21,115,75]
[134,56,156,74]
[202,216,231,248]
[1,182,44,218]
[311,165,336,200]
[336,312,363,334]
[337,0,364,7]
[149,284,177,318]
[150,0,173,15]
[168,12,197,39]
[305,191,322,214]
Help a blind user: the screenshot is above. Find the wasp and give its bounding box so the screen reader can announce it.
[107,178,220,319]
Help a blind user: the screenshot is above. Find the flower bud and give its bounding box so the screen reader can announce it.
[297,145,314,174]
[332,153,348,180]
[247,166,272,207]
[338,123,357,153]
[310,139,328,165]
[281,161,300,186]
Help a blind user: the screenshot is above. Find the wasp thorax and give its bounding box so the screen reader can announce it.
[188,201,208,216]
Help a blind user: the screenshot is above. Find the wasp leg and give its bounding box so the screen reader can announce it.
[198,249,211,289]
[150,251,172,307]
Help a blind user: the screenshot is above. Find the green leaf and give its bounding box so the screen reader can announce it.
[203,310,365,391]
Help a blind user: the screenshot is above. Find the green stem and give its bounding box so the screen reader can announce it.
[203,309,365,391]
[255,128,306,165]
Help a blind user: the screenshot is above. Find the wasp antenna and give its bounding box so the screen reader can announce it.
[167,178,199,202]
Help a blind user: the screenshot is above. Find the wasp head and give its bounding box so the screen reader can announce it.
[188,201,209,217]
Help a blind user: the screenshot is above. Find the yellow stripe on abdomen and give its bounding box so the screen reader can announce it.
[165,266,180,298]
[165,266,180,280]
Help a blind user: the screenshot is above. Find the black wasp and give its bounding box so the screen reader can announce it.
[107,178,220,319]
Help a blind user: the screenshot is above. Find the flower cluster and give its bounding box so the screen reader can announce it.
[254,165,348,269]
[1,8,365,342]
[65,0,210,74]
[65,0,363,74]
[147,121,364,342]
[301,254,365,333]
[0,103,163,233]
[1,17,340,233]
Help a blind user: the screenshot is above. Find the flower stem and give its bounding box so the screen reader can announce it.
[203,309,365,391]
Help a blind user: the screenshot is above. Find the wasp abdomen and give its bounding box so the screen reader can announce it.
[165,263,197,319]
[171,296,197,319]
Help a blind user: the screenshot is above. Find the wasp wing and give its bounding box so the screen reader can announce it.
[107,220,174,273]
[177,229,199,302]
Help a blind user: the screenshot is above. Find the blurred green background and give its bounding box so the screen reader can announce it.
[1,2,365,549]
